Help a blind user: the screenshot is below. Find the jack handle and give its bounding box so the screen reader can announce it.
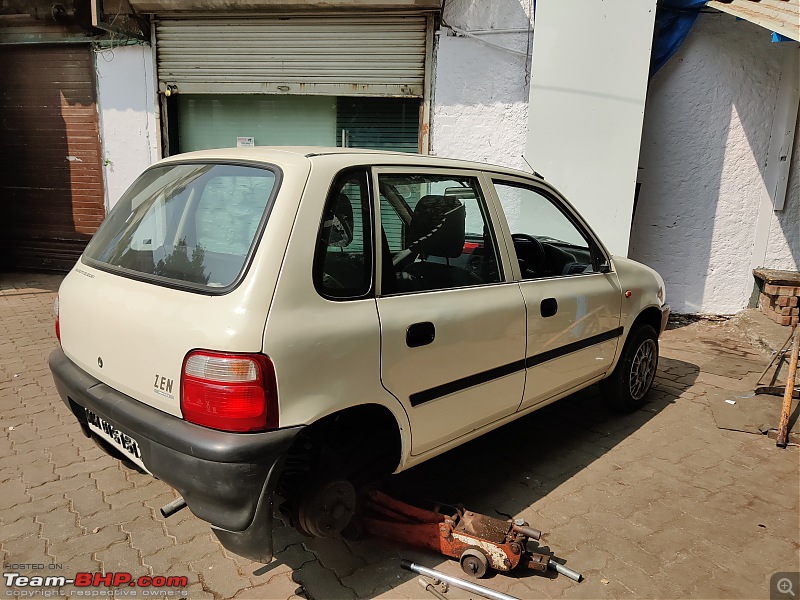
[548,559,582,582]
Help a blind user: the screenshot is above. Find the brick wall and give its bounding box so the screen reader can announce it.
[759,284,800,326]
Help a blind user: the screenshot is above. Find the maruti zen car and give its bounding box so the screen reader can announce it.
[50,147,669,562]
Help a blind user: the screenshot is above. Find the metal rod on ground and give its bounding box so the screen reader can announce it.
[757,327,794,386]
[418,578,448,600]
[401,560,520,600]
[548,559,582,582]
[776,324,799,448]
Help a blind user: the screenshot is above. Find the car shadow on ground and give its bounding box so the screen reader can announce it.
[262,356,699,599]
[0,271,61,294]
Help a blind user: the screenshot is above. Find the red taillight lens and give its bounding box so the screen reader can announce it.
[180,351,278,433]
[54,296,61,344]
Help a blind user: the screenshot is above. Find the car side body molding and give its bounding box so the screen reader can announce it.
[409,326,624,406]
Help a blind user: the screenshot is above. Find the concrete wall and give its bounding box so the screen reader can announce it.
[630,13,800,314]
[429,0,531,171]
[95,44,159,210]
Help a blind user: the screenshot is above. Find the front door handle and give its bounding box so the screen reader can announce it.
[406,322,435,347]
[540,298,558,318]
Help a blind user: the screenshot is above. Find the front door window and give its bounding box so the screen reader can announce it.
[493,182,598,279]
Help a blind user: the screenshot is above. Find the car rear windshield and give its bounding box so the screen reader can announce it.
[83,163,279,292]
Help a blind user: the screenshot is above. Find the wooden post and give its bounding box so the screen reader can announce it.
[776,325,799,448]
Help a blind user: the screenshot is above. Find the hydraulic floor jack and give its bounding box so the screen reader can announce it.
[358,489,581,581]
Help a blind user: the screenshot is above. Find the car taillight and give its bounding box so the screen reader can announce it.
[54,296,60,344]
[180,350,278,433]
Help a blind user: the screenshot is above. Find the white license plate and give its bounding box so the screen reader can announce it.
[85,408,150,473]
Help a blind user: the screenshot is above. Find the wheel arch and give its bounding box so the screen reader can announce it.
[317,402,403,469]
[628,306,663,340]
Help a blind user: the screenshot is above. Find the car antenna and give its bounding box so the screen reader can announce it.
[521,155,544,179]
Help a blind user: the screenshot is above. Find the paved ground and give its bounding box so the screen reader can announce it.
[1,271,798,600]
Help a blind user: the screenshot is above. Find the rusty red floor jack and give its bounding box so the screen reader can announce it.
[360,489,581,581]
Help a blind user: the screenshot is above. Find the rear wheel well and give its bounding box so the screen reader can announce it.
[277,404,402,514]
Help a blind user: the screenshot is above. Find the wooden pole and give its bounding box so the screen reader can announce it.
[776,324,799,448]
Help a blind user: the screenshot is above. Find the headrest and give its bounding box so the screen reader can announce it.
[322,193,354,248]
[408,195,465,258]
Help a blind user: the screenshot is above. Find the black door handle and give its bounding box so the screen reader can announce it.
[540,298,558,318]
[406,322,435,347]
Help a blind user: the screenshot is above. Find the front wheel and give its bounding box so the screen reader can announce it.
[601,324,659,412]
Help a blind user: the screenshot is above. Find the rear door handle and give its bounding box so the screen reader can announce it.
[540,298,558,318]
[406,322,435,347]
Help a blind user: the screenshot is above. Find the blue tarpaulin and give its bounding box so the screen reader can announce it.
[651,0,708,77]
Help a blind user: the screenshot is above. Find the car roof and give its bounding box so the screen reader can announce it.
[158,146,544,180]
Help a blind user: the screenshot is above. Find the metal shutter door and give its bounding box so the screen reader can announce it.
[0,45,105,271]
[156,14,427,97]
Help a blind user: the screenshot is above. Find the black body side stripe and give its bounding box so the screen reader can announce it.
[408,326,624,407]
[525,326,624,368]
[409,359,526,407]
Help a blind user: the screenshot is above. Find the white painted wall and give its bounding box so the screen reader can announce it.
[630,13,800,314]
[95,44,159,210]
[429,0,532,171]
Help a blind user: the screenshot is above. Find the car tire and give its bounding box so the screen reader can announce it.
[601,324,659,412]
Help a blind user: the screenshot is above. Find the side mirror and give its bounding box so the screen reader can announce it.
[592,245,611,273]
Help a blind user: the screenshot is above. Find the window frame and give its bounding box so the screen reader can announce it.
[486,175,613,282]
[371,166,515,297]
[312,167,376,301]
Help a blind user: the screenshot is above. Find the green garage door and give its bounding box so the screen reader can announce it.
[178,95,337,151]
[177,95,419,153]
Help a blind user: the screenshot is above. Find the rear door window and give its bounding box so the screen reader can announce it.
[313,169,373,299]
[83,163,279,292]
[377,172,503,294]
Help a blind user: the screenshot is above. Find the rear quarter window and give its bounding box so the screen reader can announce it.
[83,163,279,292]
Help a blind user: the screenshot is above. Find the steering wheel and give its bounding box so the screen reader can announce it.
[511,233,546,276]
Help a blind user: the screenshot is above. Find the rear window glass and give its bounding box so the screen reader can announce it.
[83,163,278,291]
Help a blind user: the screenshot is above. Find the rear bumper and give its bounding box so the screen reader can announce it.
[49,348,302,560]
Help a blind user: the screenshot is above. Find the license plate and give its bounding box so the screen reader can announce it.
[85,408,150,473]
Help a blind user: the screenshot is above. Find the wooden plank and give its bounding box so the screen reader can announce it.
[708,0,800,41]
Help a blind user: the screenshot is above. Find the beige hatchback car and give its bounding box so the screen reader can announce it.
[50,147,669,562]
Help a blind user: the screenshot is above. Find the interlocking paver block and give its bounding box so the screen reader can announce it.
[163,510,217,543]
[190,554,254,599]
[66,484,110,517]
[75,502,148,532]
[1,273,798,600]
[37,507,82,545]
[0,477,30,510]
[233,571,305,600]
[95,542,149,578]
[2,518,40,543]
[303,538,366,578]
[29,472,94,499]
[54,526,128,561]
[148,540,218,570]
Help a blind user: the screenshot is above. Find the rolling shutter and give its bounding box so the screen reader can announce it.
[337,97,420,152]
[0,45,105,271]
[156,14,428,97]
